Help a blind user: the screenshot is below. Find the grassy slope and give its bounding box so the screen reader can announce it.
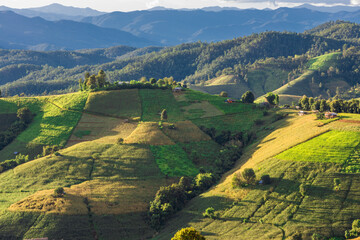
[155,113,360,239]
[84,89,141,118]
[0,92,88,161]
[190,67,288,99]
[4,89,360,240]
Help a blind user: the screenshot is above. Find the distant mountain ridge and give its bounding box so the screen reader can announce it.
[0,3,104,21]
[82,7,360,46]
[0,11,155,50]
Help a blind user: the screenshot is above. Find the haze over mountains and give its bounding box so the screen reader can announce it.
[1,3,360,50]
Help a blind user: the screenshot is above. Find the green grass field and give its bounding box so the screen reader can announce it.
[307,52,341,71]
[276,131,360,163]
[150,144,199,177]
[85,90,141,118]
[0,93,88,161]
[139,89,185,122]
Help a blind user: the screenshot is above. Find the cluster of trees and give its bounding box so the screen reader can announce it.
[298,95,360,113]
[0,154,29,173]
[0,107,33,151]
[149,173,215,230]
[79,70,108,90]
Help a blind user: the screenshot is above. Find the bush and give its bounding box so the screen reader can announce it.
[345,219,360,238]
[316,112,325,120]
[17,107,33,124]
[241,91,255,103]
[171,227,205,240]
[232,173,242,188]
[261,175,271,185]
[242,168,256,184]
[54,187,65,197]
[312,233,326,240]
[333,178,341,191]
[169,124,176,130]
[219,91,228,97]
[203,207,217,219]
[195,173,215,191]
[116,138,124,145]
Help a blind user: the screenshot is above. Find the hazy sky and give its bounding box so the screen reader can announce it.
[0,0,359,12]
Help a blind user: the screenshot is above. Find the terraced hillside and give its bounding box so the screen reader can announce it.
[0,88,268,239]
[1,88,360,239]
[155,113,360,240]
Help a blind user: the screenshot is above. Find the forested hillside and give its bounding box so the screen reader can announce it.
[0,30,354,97]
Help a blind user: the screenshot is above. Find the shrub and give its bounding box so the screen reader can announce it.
[333,178,341,191]
[316,112,325,120]
[241,91,255,103]
[172,227,205,240]
[232,173,242,188]
[194,173,215,191]
[169,124,176,130]
[54,187,65,197]
[219,91,228,97]
[17,107,33,124]
[242,168,256,184]
[203,207,216,219]
[312,233,326,240]
[261,175,271,185]
[116,138,124,145]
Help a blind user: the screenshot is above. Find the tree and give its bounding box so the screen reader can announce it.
[17,107,33,124]
[78,78,83,91]
[203,207,216,219]
[161,109,168,121]
[54,187,65,197]
[171,227,206,240]
[265,92,279,105]
[96,70,106,88]
[242,168,256,184]
[219,91,228,97]
[150,78,157,84]
[242,91,255,103]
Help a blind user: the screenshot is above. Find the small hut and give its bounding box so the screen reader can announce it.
[325,112,338,119]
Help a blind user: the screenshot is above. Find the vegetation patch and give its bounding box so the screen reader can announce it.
[179,141,222,170]
[150,145,199,177]
[191,111,263,132]
[139,89,185,122]
[84,90,141,118]
[67,113,137,146]
[124,122,175,145]
[307,52,341,71]
[0,113,18,131]
[181,101,223,119]
[162,121,211,143]
[276,131,360,163]
[8,189,88,214]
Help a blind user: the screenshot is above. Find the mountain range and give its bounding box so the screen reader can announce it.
[1,4,360,50]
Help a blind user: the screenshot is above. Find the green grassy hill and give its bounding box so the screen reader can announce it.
[1,88,360,239]
[0,88,268,239]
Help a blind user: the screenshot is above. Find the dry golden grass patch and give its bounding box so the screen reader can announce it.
[66,113,137,147]
[209,113,330,198]
[69,179,172,215]
[124,122,175,145]
[8,189,88,214]
[182,101,223,118]
[162,121,211,143]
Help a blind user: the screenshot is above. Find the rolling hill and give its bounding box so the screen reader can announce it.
[0,86,360,239]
